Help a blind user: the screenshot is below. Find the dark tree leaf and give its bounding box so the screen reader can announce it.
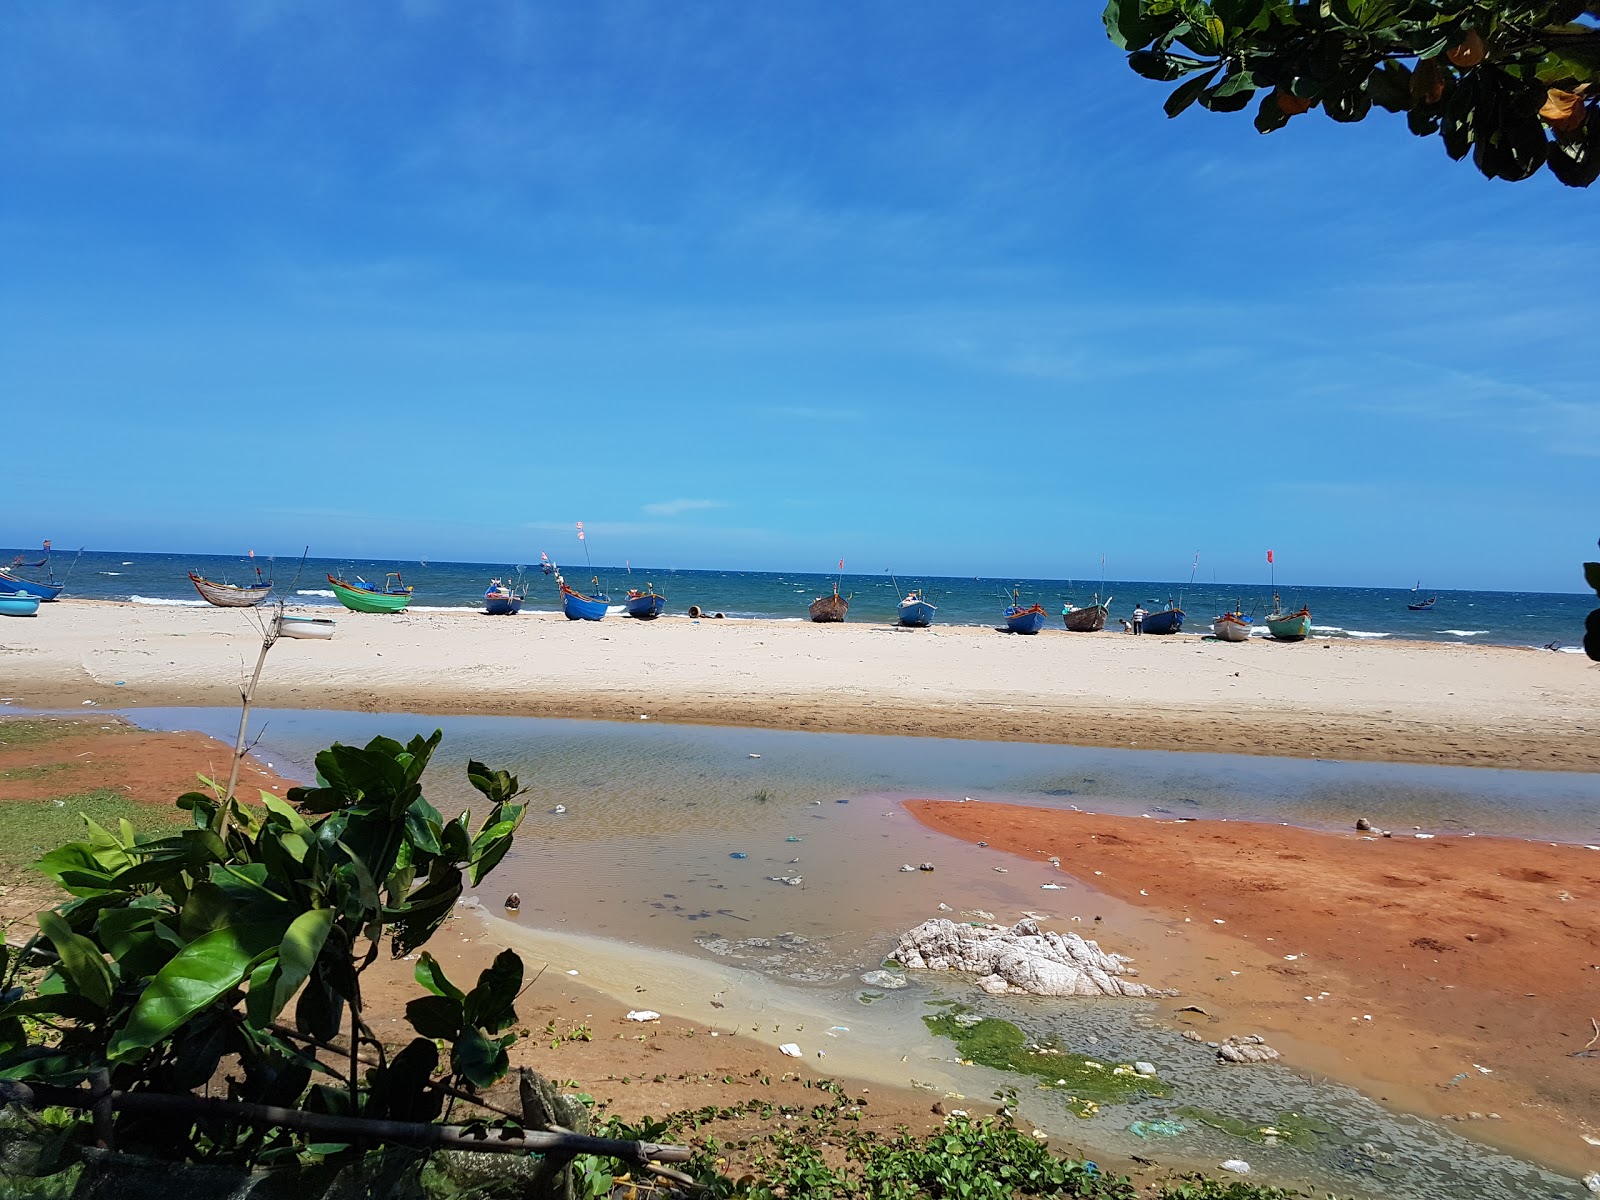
[464,949,523,1034]
[1585,562,1600,596]
[405,994,463,1041]
[1166,67,1222,117]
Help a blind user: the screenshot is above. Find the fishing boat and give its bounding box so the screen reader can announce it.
[1140,603,1184,635]
[484,577,526,615]
[898,590,936,627]
[1061,594,1111,632]
[188,571,273,608]
[1004,587,1048,635]
[1407,596,1437,611]
[560,581,610,621]
[0,572,62,601]
[1211,609,1252,642]
[624,588,666,619]
[275,614,336,640]
[0,593,41,617]
[327,572,414,614]
[809,584,849,622]
[1264,594,1312,641]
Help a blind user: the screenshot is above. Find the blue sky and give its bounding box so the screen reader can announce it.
[2,2,1595,591]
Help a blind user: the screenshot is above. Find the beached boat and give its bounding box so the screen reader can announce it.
[484,577,526,615]
[1264,595,1312,641]
[1141,604,1184,635]
[275,614,336,640]
[898,591,936,627]
[624,588,666,619]
[327,572,414,614]
[0,593,41,617]
[561,582,610,621]
[809,583,849,622]
[1005,599,1048,635]
[0,570,63,602]
[1211,610,1252,642]
[188,571,273,608]
[1061,594,1110,632]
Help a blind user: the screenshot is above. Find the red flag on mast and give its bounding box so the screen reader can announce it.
[1266,549,1274,564]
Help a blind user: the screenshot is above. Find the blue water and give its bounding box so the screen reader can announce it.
[7,547,1594,650]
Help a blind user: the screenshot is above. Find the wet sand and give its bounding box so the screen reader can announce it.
[5,599,1599,771]
[905,797,1600,1177]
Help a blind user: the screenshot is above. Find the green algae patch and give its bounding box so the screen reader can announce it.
[0,719,77,750]
[923,1005,1167,1103]
[1175,1105,1336,1150]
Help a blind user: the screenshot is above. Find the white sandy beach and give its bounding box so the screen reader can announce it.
[2,599,1596,770]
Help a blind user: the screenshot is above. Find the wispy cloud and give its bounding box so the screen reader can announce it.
[641,498,727,517]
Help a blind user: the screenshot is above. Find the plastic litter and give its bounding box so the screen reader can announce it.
[729,852,748,859]
[1128,1119,1186,1139]
[1220,1160,1251,1175]
[626,1010,661,1022]
[786,836,802,842]
[779,1043,802,1058]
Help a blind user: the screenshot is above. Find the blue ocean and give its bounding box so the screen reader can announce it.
[6,547,1594,651]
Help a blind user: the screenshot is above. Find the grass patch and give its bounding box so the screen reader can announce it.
[0,720,81,751]
[0,791,188,872]
[0,762,74,783]
[923,1005,1168,1104]
[1174,1105,1337,1151]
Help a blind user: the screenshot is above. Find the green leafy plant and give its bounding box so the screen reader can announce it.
[1104,0,1600,186]
[0,732,528,1165]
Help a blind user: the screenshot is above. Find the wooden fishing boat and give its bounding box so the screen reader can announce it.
[484,577,526,615]
[0,592,41,617]
[561,582,610,621]
[624,589,666,619]
[0,570,63,601]
[897,591,936,627]
[1211,610,1252,642]
[1264,595,1312,641]
[1005,602,1048,635]
[327,572,414,614]
[1407,596,1437,611]
[1061,594,1110,632]
[275,614,336,640]
[809,583,848,622]
[1141,604,1184,635]
[188,571,273,608]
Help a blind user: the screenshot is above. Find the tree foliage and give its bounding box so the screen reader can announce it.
[1103,0,1600,186]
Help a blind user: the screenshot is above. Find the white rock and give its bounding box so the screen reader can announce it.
[1134,1061,1158,1077]
[889,918,1171,998]
[626,1010,661,1022]
[1216,1036,1281,1065]
[860,970,909,989]
[1582,1170,1600,1195]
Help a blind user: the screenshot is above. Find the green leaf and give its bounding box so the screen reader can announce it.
[1585,563,1600,596]
[413,952,465,1003]
[405,993,463,1040]
[1165,67,1221,117]
[36,911,112,1011]
[404,798,443,857]
[1103,0,1165,50]
[1585,608,1600,661]
[266,908,333,1022]
[1254,89,1292,132]
[463,949,523,1034]
[1367,60,1413,113]
[450,1024,510,1090]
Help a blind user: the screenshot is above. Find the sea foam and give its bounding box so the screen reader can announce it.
[130,595,207,607]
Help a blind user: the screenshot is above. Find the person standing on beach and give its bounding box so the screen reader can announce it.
[1132,604,1146,635]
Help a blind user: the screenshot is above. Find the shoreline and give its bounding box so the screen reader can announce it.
[3,599,1598,772]
[903,797,1600,1179]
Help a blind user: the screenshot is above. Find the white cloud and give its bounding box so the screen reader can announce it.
[641,498,727,518]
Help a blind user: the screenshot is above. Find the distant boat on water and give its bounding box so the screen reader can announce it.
[1061,593,1110,632]
[189,570,273,608]
[1212,609,1252,642]
[898,590,936,627]
[328,572,414,614]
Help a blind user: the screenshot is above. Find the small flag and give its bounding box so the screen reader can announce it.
[1266,549,1274,564]
[248,549,255,559]
[540,551,549,562]
[42,540,51,551]
[577,531,585,541]
[838,558,844,570]
[576,521,584,530]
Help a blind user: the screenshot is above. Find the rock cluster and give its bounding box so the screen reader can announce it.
[891,918,1170,998]
[1215,1035,1281,1064]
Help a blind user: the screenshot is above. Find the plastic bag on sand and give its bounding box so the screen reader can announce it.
[1220,1160,1251,1175]
[779,1043,802,1058]
[626,1010,661,1022]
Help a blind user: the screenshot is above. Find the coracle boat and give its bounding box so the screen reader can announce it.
[327,572,414,614]
[0,592,41,617]
[1211,609,1252,642]
[1264,594,1312,642]
[624,588,666,619]
[1061,594,1111,632]
[561,581,610,621]
[897,590,936,628]
[275,614,336,640]
[1140,603,1184,635]
[188,571,273,608]
[484,577,526,615]
[809,583,849,623]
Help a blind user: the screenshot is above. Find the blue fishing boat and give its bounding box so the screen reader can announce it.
[1140,604,1184,635]
[0,592,42,617]
[898,591,936,627]
[624,588,666,619]
[1004,588,1048,635]
[0,570,63,601]
[484,577,526,615]
[561,582,610,621]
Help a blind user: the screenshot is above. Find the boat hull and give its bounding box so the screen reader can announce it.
[327,574,414,613]
[1211,614,1252,642]
[1407,599,1436,611]
[1061,604,1108,632]
[1141,608,1183,635]
[809,594,848,622]
[562,586,610,621]
[189,572,273,608]
[0,593,41,617]
[898,600,936,627]
[276,615,335,640]
[0,571,63,601]
[1005,605,1047,635]
[1265,608,1312,641]
[625,593,666,619]
[484,595,524,615]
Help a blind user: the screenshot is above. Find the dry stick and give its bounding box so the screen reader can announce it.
[0,1080,690,1164]
[219,619,276,838]
[1586,1018,1599,1051]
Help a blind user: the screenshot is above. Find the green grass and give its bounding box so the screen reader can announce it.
[0,763,73,783]
[0,720,79,751]
[923,1006,1168,1104]
[0,791,188,872]
[1174,1106,1337,1151]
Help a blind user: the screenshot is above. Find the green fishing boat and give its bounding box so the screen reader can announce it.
[1264,594,1312,641]
[327,572,414,614]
